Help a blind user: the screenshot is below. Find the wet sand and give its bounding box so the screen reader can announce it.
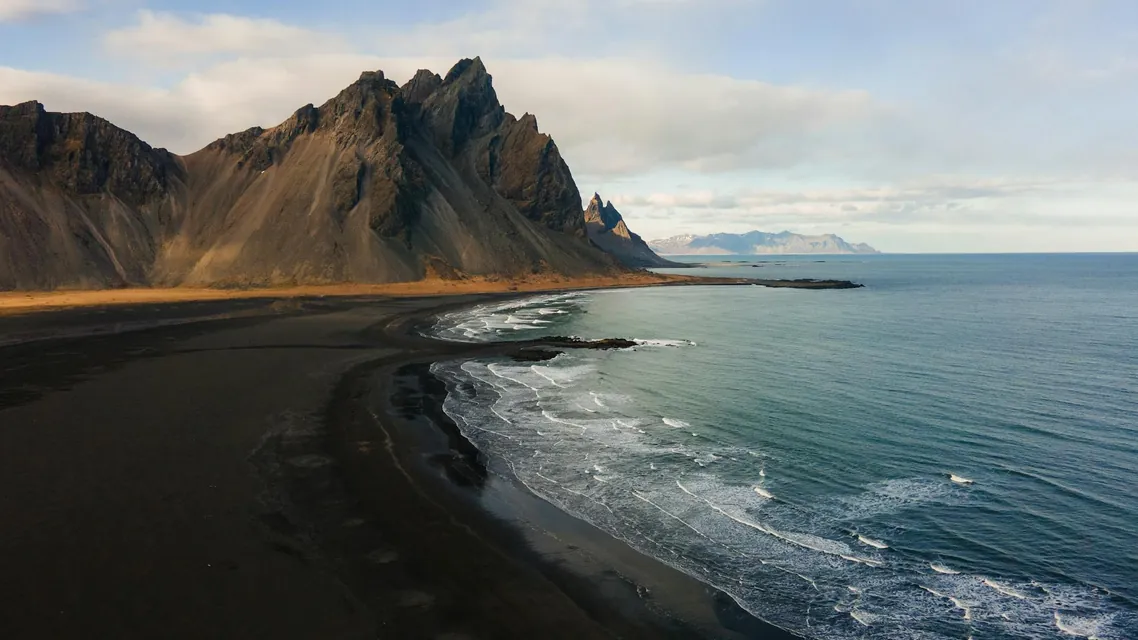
[0,292,803,639]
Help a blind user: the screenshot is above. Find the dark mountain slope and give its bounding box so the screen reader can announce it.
[0,101,183,289]
[584,193,680,268]
[0,58,621,290]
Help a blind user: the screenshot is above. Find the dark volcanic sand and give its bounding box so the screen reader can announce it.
[0,294,801,639]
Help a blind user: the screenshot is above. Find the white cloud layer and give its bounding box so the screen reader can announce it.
[0,56,392,152]
[607,176,1138,251]
[0,0,80,22]
[103,11,342,60]
[486,58,880,177]
[0,49,883,183]
[376,0,755,58]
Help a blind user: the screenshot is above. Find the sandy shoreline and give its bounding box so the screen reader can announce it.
[0,288,804,639]
[337,303,803,639]
[0,273,687,315]
[0,272,862,317]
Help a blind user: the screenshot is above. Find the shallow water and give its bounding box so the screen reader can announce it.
[428,254,1138,639]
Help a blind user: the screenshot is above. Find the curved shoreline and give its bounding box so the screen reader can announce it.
[0,287,820,638]
[0,274,862,317]
[344,293,808,638]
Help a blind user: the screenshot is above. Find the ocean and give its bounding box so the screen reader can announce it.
[427,254,1138,639]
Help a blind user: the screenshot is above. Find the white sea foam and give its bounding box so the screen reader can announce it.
[840,555,886,567]
[530,365,567,388]
[1054,611,1109,638]
[633,339,697,348]
[428,343,1135,640]
[920,586,973,621]
[694,453,721,467]
[850,610,877,626]
[428,292,589,342]
[982,578,1029,600]
[856,534,889,549]
[831,477,958,520]
[678,479,881,565]
[754,486,775,500]
[954,598,973,620]
[663,417,690,429]
[920,585,949,599]
[541,410,589,431]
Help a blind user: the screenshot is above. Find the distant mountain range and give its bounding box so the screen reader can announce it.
[649,231,879,255]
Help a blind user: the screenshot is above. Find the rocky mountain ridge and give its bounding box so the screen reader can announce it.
[0,58,621,290]
[583,194,679,268]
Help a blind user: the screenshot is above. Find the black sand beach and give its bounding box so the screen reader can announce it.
[0,293,801,639]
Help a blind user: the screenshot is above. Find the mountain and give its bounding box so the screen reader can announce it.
[0,58,623,290]
[584,194,679,268]
[649,231,879,255]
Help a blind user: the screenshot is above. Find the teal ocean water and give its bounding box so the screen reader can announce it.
[429,254,1138,639]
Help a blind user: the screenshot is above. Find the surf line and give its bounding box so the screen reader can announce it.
[631,490,735,553]
[675,480,884,567]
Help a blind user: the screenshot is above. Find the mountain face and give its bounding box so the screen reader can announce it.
[0,101,183,289]
[583,194,679,268]
[0,58,621,290]
[649,231,879,256]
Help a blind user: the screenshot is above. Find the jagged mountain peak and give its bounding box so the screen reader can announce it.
[0,57,627,290]
[584,192,624,231]
[420,58,505,155]
[0,98,179,205]
[356,69,388,84]
[2,100,45,116]
[583,194,679,268]
[320,69,400,114]
[443,57,489,84]
[401,69,443,104]
[517,113,539,131]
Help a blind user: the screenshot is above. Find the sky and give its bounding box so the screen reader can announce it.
[1,0,1136,252]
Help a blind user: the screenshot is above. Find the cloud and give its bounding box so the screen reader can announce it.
[374,0,762,60]
[0,0,81,22]
[0,66,207,151]
[608,177,1107,231]
[483,58,883,177]
[103,10,343,60]
[37,8,883,180]
[0,50,883,180]
[0,56,390,152]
